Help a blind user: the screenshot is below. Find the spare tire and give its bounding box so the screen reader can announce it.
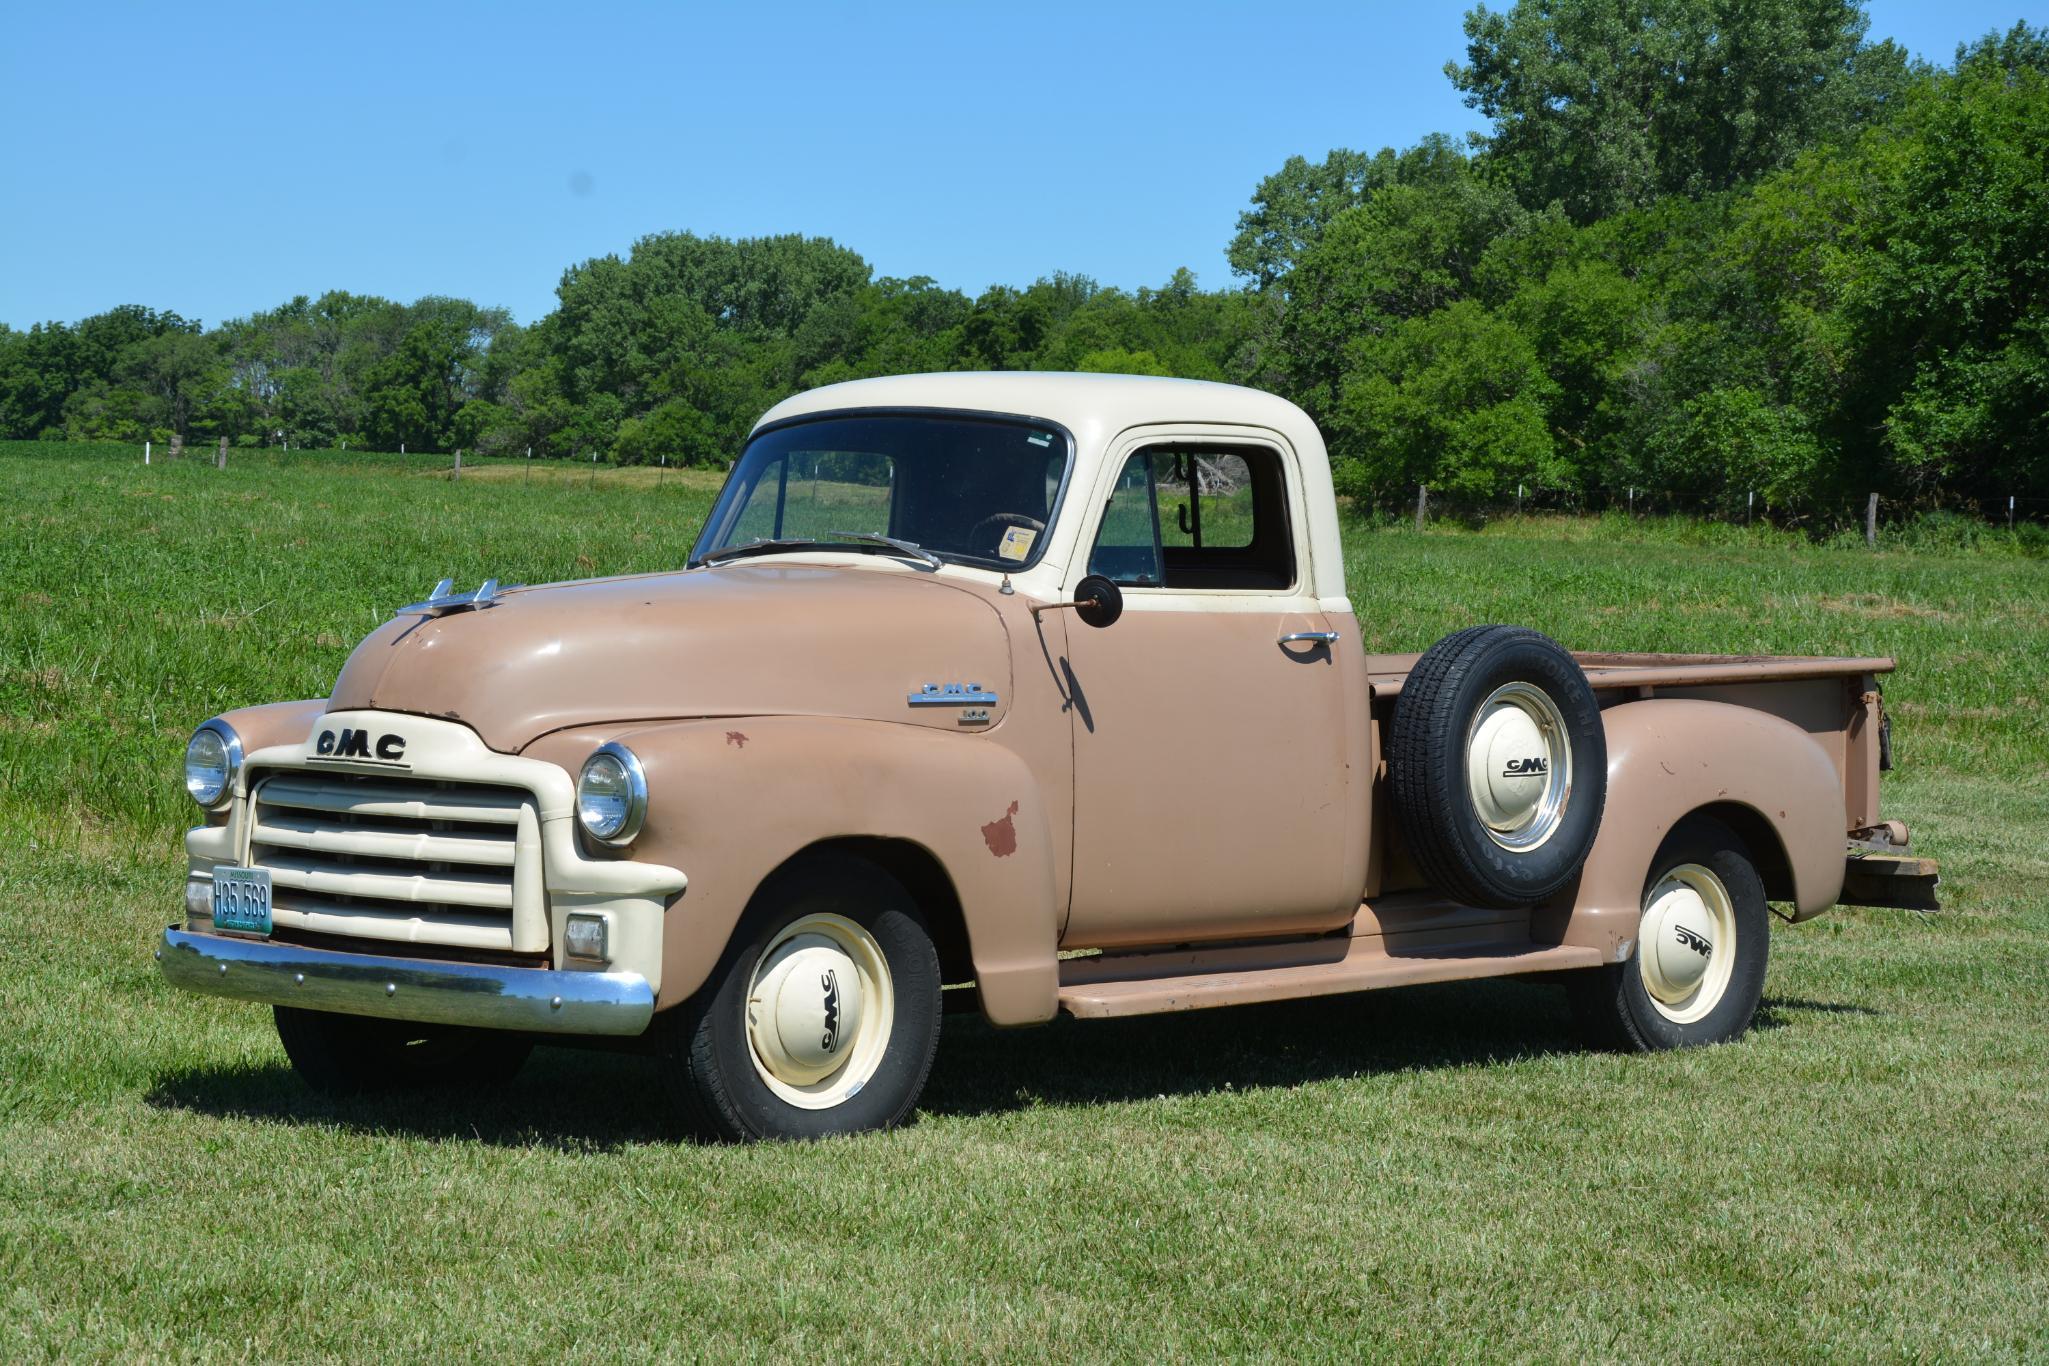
[1388,625,1606,909]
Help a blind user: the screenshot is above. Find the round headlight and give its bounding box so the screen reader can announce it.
[577,743,647,847]
[185,721,241,809]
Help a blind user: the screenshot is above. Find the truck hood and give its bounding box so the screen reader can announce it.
[327,563,1014,753]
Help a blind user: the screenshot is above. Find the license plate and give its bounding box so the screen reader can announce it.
[211,866,273,935]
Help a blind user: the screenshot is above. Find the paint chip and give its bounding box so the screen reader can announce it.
[725,731,749,748]
[981,800,1021,857]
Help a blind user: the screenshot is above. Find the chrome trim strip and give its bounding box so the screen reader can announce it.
[908,682,1001,707]
[157,927,655,1036]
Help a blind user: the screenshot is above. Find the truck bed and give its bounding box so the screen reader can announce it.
[1366,651,1896,698]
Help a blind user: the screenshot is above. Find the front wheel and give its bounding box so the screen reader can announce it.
[1567,815,1770,1050]
[657,853,942,1141]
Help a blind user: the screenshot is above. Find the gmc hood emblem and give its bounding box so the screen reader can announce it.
[315,727,407,762]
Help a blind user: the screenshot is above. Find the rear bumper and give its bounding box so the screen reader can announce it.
[156,926,655,1036]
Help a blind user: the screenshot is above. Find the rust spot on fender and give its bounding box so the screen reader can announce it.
[981,800,1021,857]
[725,731,749,748]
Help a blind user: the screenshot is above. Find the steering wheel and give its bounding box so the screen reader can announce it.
[968,512,1046,555]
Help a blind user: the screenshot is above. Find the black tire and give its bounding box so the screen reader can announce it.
[273,1007,533,1096]
[1388,625,1607,909]
[1567,815,1771,1051]
[656,852,942,1142]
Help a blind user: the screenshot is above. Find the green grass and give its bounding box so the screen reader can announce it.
[3,443,2046,1358]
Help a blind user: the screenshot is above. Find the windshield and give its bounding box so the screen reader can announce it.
[691,413,1070,570]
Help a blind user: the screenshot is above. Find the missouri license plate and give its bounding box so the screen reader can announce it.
[211,866,272,935]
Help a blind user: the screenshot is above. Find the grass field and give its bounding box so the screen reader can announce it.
[2,441,2046,1358]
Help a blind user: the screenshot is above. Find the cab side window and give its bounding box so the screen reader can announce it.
[1086,451,1165,586]
[1150,445,1296,591]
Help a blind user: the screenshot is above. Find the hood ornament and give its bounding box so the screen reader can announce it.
[395,577,508,618]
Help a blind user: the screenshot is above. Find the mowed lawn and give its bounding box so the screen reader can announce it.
[2,442,2045,1358]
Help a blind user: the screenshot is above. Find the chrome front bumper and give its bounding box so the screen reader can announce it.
[156,927,656,1036]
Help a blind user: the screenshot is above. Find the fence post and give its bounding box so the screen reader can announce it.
[1516,482,1523,515]
[216,437,228,469]
[1629,486,1635,517]
[2011,495,2017,532]
[400,442,405,455]
[1414,483,1429,533]
[144,440,151,465]
[1746,490,1754,526]
[1866,492,1879,548]
[453,449,462,482]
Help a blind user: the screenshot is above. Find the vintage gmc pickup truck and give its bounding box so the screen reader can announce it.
[159,373,1936,1140]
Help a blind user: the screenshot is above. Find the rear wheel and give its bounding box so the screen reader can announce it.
[657,853,942,1141]
[273,1007,533,1096]
[1568,815,1770,1050]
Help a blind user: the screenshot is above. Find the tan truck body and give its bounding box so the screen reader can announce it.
[160,373,1925,1056]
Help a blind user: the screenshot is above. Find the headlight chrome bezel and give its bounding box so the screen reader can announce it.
[577,742,648,848]
[185,719,243,811]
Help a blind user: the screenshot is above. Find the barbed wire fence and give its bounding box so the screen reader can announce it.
[1369,480,2049,544]
[116,438,2049,545]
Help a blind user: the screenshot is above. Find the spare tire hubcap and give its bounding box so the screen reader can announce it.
[1466,681,1571,851]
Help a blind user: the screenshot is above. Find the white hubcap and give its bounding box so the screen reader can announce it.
[1466,682,1572,850]
[746,913,893,1109]
[1638,864,1737,1024]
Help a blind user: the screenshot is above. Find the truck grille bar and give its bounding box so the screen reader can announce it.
[245,770,549,954]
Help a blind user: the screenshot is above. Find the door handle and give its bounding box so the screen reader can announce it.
[1279,630,1339,646]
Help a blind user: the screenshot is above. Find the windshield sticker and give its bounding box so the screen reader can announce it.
[1027,432,1052,447]
[998,526,1038,561]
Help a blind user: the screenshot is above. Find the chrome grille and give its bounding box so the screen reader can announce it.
[245,770,548,953]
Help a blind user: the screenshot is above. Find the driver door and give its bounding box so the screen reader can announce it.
[1062,429,1359,947]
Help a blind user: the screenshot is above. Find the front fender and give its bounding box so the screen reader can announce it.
[528,717,1061,1025]
[1537,698,1846,959]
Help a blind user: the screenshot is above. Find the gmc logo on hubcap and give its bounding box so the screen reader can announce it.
[1502,756,1548,778]
[1673,925,1713,958]
[819,970,842,1053]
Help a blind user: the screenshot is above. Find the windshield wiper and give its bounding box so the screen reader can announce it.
[699,533,942,571]
[699,537,822,564]
[824,530,942,570]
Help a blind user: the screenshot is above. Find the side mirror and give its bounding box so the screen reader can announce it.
[1072,574,1124,629]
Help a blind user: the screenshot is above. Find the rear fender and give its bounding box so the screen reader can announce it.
[526,717,1061,1025]
[1535,699,1846,959]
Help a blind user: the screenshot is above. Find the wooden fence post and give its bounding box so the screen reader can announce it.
[216,437,228,469]
[453,449,462,482]
[1866,492,1879,548]
[168,433,183,461]
[1414,484,1429,533]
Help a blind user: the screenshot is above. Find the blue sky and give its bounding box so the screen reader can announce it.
[0,1,2030,330]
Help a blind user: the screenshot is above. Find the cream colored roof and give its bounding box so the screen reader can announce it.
[751,371,1347,605]
[754,371,1321,454]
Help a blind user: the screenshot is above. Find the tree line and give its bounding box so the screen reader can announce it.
[3,2,2042,525]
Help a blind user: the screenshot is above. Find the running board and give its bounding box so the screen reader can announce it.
[1058,931,1604,1020]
